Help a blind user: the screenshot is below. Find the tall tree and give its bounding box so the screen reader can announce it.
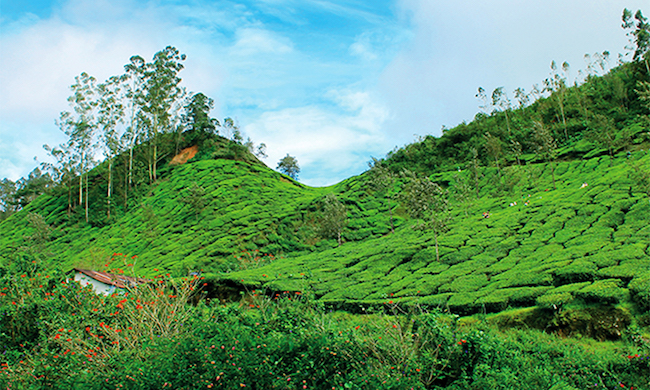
[491,87,512,135]
[277,154,300,180]
[59,72,99,222]
[182,92,219,146]
[97,75,125,219]
[514,87,530,109]
[123,55,146,203]
[622,8,650,74]
[138,46,186,183]
[544,61,570,141]
[400,170,450,262]
[0,179,17,220]
[43,142,78,215]
[475,87,491,114]
[13,168,54,210]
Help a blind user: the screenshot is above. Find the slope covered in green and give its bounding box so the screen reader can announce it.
[223,151,650,314]
[0,156,330,276]
[1,60,649,320]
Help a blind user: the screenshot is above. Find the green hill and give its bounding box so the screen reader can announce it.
[1,61,649,320]
[2,43,650,389]
[225,151,650,316]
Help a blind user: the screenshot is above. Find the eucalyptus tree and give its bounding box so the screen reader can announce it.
[514,87,530,109]
[0,179,17,220]
[584,51,610,77]
[475,87,492,114]
[138,46,186,183]
[244,137,267,159]
[622,8,650,74]
[491,87,512,135]
[122,55,146,198]
[97,75,125,218]
[58,72,99,222]
[221,117,238,140]
[544,61,570,141]
[399,170,450,262]
[43,142,78,215]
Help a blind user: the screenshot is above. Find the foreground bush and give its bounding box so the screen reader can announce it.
[1,262,649,389]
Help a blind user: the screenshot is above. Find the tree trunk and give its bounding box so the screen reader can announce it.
[337,230,341,247]
[79,172,83,206]
[124,154,129,211]
[107,158,112,219]
[67,177,72,216]
[85,172,89,223]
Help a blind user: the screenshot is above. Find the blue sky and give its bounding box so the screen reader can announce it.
[0,0,647,186]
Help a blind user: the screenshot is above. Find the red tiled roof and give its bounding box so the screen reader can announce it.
[74,268,150,289]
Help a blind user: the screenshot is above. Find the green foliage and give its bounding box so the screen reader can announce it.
[3,265,648,390]
[178,182,208,218]
[319,193,348,246]
[276,153,300,180]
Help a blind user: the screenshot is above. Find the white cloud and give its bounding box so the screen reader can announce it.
[381,0,650,140]
[5,0,643,186]
[231,28,294,55]
[244,89,391,186]
[350,33,378,61]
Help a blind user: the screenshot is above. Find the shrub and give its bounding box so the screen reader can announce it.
[629,273,650,310]
[575,279,626,304]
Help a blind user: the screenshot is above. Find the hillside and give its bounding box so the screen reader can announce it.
[224,151,650,317]
[1,60,649,319]
[2,52,650,389]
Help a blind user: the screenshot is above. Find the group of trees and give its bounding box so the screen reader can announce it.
[0,169,55,221]
[42,46,201,222]
[1,45,309,225]
[361,8,650,253]
[385,9,650,196]
[0,46,269,224]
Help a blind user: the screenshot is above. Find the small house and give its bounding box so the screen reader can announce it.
[71,268,149,295]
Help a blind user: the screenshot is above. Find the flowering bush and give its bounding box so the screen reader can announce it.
[1,256,649,389]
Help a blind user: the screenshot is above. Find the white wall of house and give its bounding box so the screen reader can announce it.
[73,272,118,295]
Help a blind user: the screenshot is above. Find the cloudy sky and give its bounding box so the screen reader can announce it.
[0,0,646,186]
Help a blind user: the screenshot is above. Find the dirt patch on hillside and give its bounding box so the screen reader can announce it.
[170,145,199,165]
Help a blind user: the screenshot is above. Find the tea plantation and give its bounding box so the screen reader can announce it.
[2,54,650,388]
[223,150,650,316]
